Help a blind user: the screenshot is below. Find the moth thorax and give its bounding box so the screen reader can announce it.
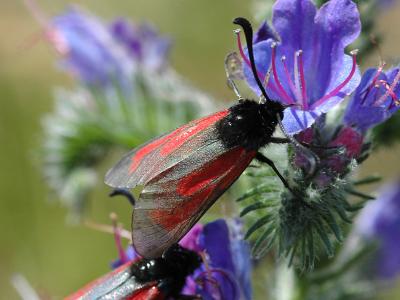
[217,100,279,150]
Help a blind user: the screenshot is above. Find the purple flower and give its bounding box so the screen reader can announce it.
[110,219,252,299]
[179,223,204,253]
[46,7,170,89]
[344,66,400,132]
[183,219,252,300]
[111,244,138,269]
[354,180,400,280]
[240,0,361,134]
[295,125,364,186]
[326,126,364,172]
[111,20,170,72]
[51,7,134,88]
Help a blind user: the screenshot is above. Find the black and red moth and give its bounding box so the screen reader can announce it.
[66,244,201,300]
[105,18,289,258]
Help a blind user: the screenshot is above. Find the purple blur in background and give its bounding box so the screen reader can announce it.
[355,180,400,280]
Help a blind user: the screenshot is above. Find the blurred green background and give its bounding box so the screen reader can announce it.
[1,0,400,299]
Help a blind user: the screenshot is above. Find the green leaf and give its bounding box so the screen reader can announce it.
[235,183,279,202]
[321,210,343,242]
[345,188,375,200]
[352,175,381,186]
[252,226,276,258]
[245,214,272,239]
[313,220,334,257]
[239,202,268,217]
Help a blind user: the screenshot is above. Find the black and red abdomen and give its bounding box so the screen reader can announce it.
[216,99,282,151]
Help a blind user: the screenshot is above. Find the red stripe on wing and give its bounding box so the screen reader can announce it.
[128,286,164,300]
[159,110,229,156]
[177,147,246,196]
[149,148,256,231]
[129,110,228,174]
[129,134,174,174]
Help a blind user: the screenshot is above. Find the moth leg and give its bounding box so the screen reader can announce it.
[176,295,202,300]
[109,188,136,206]
[255,152,292,192]
[271,137,337,150]
[270,137,290,144]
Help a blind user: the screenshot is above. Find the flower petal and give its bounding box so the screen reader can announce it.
[309,0,361,102]
[355,180,400,279]
[200,220,235,275]
[253,21,278,44]
[179,223,204,253]
[227,219,252,300]
[243,40,283,100]
[282,107,318,134]
[344,67,400,132]
[52,8,134,87]
[272,0,317,55]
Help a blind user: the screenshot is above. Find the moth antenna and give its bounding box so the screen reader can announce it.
[233,17,270,102]
[109,188,136,206]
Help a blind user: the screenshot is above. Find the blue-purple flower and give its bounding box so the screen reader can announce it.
[344,66,400,132]
[111,219,252,300]
[46,7,170,89]
[51,7,134,88]
[111,19,170,72]
[192,219,252,300]
[241,0,361,134]
[354,180,400,280]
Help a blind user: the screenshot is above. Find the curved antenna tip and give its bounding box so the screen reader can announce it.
[233,17,251,27]
[109,188,136,207]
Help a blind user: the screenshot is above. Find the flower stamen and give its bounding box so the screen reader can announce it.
[375,69,400,107]
[235,30,264,81]
[311,50,358,110]
[375,80,397,107]
[110,212,128,264]
[296,50,308,109]
[360,63,385,104]
[271,43,295,104]
[235,30,279,97]
[281,55,301,103]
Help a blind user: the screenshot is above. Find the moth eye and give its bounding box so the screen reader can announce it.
[235,115,243,121]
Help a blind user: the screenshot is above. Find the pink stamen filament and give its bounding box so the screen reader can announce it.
[376,80,397,102]
[24,0,69,55]
[111,215,128,263]
[262,64,281,96]
[271,44,295,104]
[297,50,308,109]
[375,69,400,107]
[281,56,302,103]
[311,51,358,110]
[360,65,385,104]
